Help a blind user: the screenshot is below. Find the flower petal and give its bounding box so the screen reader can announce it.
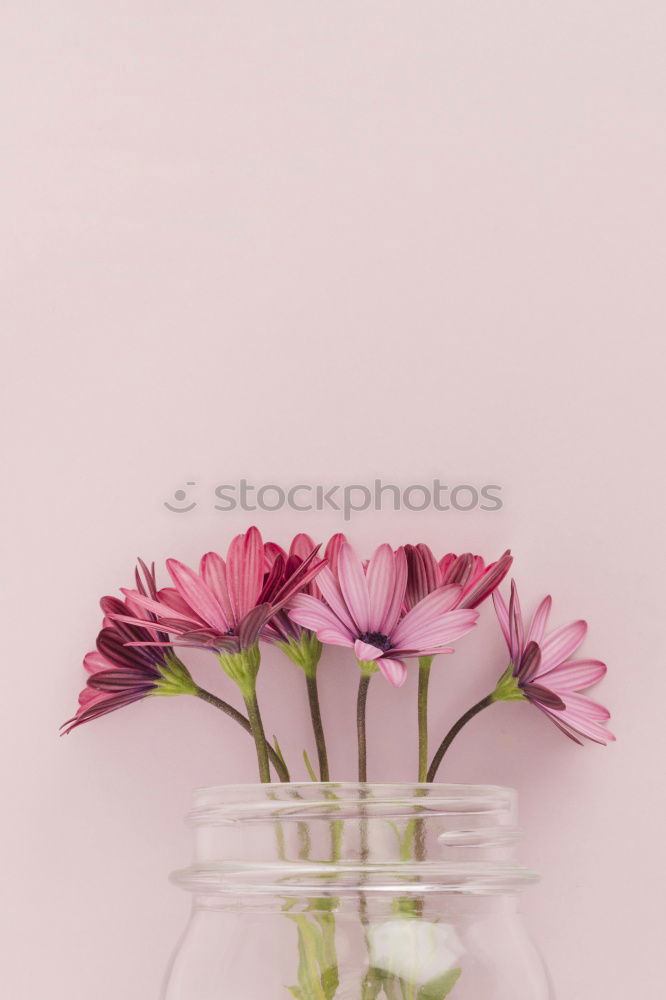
[381,546,408,633]
[316,626,355,647]
[120,589,195,624]
[404,544,440,609]
[354,640,384,661]
[226,526,264,621]
[527,596,552,645]
[366,544,396,632]
[508,581,524,663]
[338,543,371,631]
[538,620,587,672]
[166,560,229,633]
[324,533,348,575]
[492,590,511,650]
[288,593,353,638]
[200,553,233,629]
[315,566,358,633]
[378,657,408,687]
[391,586,465,647]
[461,550,513,609]
[537,659,606,692]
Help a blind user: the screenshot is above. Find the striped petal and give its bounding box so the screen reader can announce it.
[378,657,408,687]
[461,550,513,609]
[492,590,511,650]
[366,544,396,632]
[200,553,233,629]
[354,640,384,661]
[315,566,358,633]
[527,596,552,645]
[324,533,348,576]
[288,593,353,639]
[338,543,371,632]
[381,546,408,633]
[120,589,195,624]
[226,526,264,621]
[508,581,524,664]
[316,626,355,648]
[538,620,587,672]
[166,560,229,633]
[537,659,606,692]
[391,586,464,647]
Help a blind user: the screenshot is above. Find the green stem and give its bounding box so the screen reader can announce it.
[417,655,433,783]
[427,694,494,782]
[306,673,330,781]
[193,686,289,781]
[357,673,371,783]
[243,685,272,783]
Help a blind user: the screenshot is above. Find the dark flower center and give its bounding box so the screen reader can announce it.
[358,631,393,652]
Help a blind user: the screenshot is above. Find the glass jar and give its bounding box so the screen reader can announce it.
[162,783,553,999]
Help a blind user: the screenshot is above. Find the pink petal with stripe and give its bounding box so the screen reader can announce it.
[324,533,348,575]
[288,593,354,639]
[200,552,234,629]
[354,640,384,661]
[378,657,408,687]
[539,620,587,672]
[389,646,454,658]
[289,533,318,561]
[83,651,110,674]
[536,659,606,692]
[167,560,229,632]
[508,581,524,664]
[338,543,371,632]
[308,566,358,634]
[316,626,355,647]
[396,609,478,650]
[381,546,408,633]
[527,595,552,645]
[549,705,615,744]
[366,544,396,632]
[492,590,511,650]
[391,586,464,647]
[120,589,194,624]
[226,526,264,620]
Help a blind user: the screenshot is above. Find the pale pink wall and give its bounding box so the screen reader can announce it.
[3,2,665,996]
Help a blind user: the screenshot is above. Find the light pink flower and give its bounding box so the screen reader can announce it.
[288,541,479,687]
[114,526,325,654]
[492,581,614,745]
[404,544,513,611]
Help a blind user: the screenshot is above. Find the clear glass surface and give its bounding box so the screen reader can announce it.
[162,783,553,999]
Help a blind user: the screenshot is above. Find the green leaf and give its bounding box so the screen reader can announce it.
[303,749,318,782]
[417,968,462,1000]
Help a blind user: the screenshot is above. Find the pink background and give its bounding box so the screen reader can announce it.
[3,2,665,996]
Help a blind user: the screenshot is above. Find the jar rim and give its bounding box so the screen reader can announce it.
[188,782,517,826]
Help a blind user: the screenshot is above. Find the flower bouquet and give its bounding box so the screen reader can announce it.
[64,527,612,999]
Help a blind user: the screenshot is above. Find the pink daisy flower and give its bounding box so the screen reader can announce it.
[404,544,513,611]
[492,581,615,745]
[288,541,479,687]
[113,526,325,654]
[62,564,195,734]
[263,532,344,646]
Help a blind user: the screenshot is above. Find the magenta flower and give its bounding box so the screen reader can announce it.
[263,532,345,647]
[288,541,479,687]
[405,544,513,611]
[62,565,195,734]
[492,581,614,745]
[115,526,324,654]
